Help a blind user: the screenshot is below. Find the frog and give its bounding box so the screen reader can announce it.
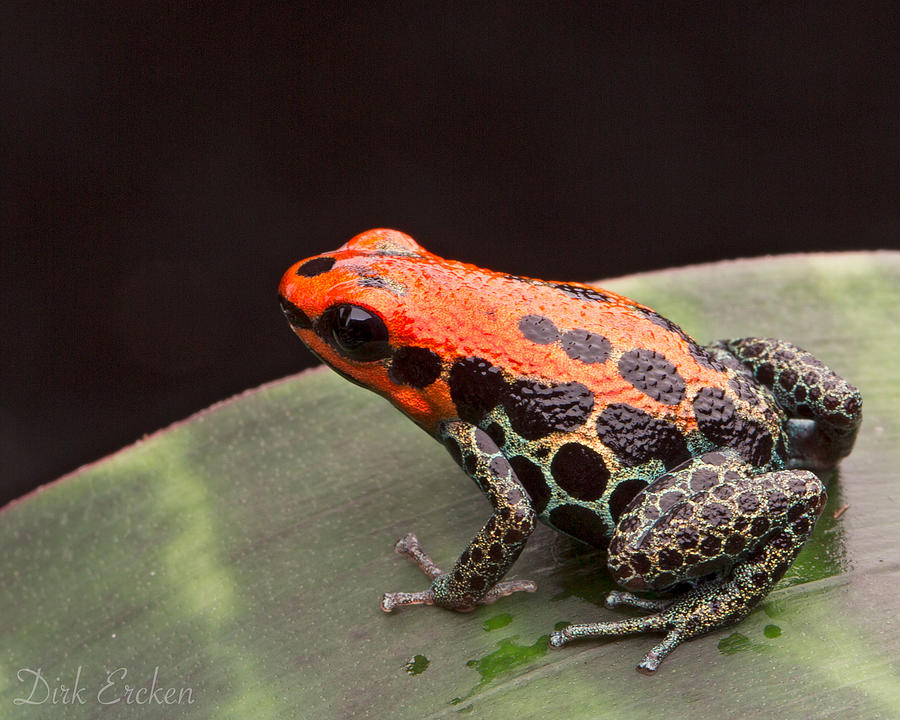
[278,228,862,673]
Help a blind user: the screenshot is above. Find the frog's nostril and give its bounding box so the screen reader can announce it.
[279,295,312,329]
[296,256,336,277]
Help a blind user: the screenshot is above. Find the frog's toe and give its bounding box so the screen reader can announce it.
[389,532,447,580]
[480,579,538,604]
[636,631,684,675]
[381,588,436,612]
[605,590,672,612]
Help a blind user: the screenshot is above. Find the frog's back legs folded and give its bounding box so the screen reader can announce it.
[709,337,862,470]
[549,449,826,673]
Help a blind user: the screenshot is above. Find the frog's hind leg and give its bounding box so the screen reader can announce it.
[549,449,826,673]
[710,338,862,470]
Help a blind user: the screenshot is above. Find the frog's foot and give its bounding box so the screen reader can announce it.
[549,612,681,675]
[553,449,826,673]
[381,533,536,612]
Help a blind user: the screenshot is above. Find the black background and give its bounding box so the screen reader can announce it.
[3,3,897,506]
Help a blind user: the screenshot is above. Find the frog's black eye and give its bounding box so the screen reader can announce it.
[317,303,391,361]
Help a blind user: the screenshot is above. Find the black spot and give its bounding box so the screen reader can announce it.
[464,452,478,476]
[608,478,649,524]
[658,490,685,512]
[548,504,609,548]
[475,428,497,453]
[550,443,609,501]
[279,295,313,329]
[737,492,760,514]
[713,485,734,499]
[618,349,686,406]
[750,517,770,536]
[658,549,683,570]
[788,474,809,494]
[701,502,732,527]
[296,256,336,277]
[779,369,798,391]
[550,282,613,303]
[444,437,463,467]
[596,403,689,468]
[509,456,550,514]
[791,517,811,535]
[389,346,443,388]
[561,329,611,364]
[502,380,594,441]
[675,526,699,549]
[488,543,504,562]
[756,363,775,387]
[489,456,511,479]
[771,531,792,551]
[699,536,721,556]
[518,314,560,344]
[486,422,506,449]
[767,490,790,513]
[630,553,652,573]
[692,387,773,466]
[690,468,718,491]
[449,357,506,423]
[793,385,807,402]
[701,451,727,465]
[724,535,746,554]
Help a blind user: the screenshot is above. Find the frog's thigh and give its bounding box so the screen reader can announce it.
[607,449,826,591]
[712,337,862,469]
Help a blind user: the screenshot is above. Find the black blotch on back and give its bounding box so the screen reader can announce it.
[449,357,506,424]
[618,348,686,406]
[502,380,594,441]
[509,456,550,514]
[518,314,560,345]
[296,257,336,277]
[692,386,773,466]
[279,295,313,329]
[548,504,609,549]
[389,346,443,388]
[596,403,689,468]
[550,443,609,501]
[561,329,611,364]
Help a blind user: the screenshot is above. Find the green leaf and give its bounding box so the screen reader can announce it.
[3,252,899,719]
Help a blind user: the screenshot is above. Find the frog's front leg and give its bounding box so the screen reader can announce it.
[550,449,826,673]
[381,421,538,613]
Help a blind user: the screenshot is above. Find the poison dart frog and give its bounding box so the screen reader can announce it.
[278,229,861,673]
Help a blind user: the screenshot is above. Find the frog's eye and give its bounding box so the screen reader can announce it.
[318,303,391,361]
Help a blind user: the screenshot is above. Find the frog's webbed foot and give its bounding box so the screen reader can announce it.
[380,533,537,613]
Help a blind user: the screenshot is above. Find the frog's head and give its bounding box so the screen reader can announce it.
[278,229,457,430]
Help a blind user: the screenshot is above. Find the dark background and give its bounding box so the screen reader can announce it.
[2,3,897,506]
